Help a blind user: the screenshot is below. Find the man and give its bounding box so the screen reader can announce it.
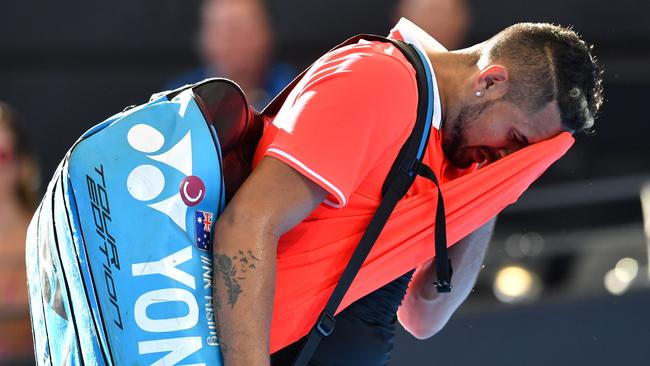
[212,18,603,366]
[395,0,471,50]
[166,0,295,110]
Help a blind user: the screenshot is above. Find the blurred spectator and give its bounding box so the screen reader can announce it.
[0,102,40,364]
[166,0,296,110]
[395,0,471,49]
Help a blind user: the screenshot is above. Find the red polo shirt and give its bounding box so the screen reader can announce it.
[251,21,574,352]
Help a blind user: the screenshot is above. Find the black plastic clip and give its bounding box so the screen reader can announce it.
[433,280,452,293]
[315,312,336,337]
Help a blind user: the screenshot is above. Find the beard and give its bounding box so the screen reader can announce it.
[441,99,495,168]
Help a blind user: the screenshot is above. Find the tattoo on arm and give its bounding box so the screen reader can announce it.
[214,249,261,309]
[213,250,261,355]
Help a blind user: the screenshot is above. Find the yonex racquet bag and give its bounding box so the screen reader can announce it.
[26,79,260,366]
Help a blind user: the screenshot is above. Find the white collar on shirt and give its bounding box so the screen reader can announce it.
[393,17,444,131]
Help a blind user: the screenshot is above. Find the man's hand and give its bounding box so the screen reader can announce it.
[212,156,328,366]
[397,217,496,339]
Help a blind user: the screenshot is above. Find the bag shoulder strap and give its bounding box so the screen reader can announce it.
[291,35,452,366]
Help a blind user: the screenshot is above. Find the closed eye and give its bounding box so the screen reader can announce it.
[510,129,529,147]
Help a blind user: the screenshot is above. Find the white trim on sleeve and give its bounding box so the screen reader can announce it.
[266,147,347,207]
[323,198,342,209]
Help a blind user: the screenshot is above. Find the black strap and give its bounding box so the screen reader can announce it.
[290,35,451,366]
[379,41,452,293]
[291,164,418,366]
[418,163,453,292]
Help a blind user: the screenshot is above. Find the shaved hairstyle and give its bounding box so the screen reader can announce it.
[481,23,604,133]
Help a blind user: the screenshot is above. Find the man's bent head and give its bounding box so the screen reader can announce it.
[442,22,603,168]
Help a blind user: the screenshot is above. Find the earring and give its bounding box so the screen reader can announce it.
[474,90,483,97]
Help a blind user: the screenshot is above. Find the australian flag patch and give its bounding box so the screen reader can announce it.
[195,210,214,252]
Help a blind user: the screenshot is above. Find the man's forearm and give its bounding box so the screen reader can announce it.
[213,216,278,366]
[209,156,331,365]
[398,217,496,339]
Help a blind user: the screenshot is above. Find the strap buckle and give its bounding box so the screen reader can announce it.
[315,312,336,337]
[434,258,453,293]
[433,280,452,293]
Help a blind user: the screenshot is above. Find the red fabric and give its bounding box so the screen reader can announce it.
[251,38,575,353]
[254,39,419,208]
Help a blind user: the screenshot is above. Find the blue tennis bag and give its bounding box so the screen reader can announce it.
[25,79,260,366]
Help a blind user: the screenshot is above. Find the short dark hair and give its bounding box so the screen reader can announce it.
[485,23,603,133]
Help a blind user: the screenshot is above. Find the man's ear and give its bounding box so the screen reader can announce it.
[473,65,509,98]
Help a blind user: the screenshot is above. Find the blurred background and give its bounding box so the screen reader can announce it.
[1,0,649,364]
